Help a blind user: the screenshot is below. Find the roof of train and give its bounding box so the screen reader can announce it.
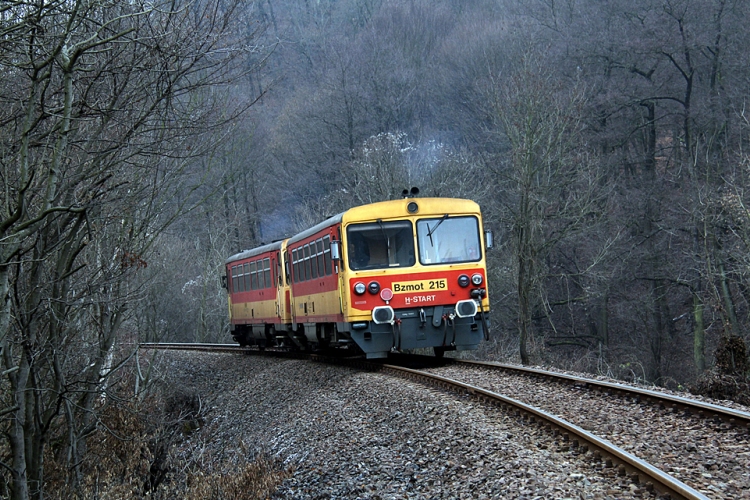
[226,198,482,263]
[287,213,344,245]
[342,197,480,223]
[225,240,284,264]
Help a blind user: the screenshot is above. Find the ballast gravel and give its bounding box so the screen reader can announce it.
[154,351,658,499]
[423,364,750,500]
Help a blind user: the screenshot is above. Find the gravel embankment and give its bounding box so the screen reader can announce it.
[154,351,660,499]
[423,364,750,500]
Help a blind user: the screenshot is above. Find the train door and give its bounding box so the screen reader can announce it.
[276,246,293,327]
[272,251,281,321]
[288,247,297,326]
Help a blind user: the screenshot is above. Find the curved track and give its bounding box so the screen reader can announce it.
[447,358,750,427]
[141,344,750,499]
[374,362,709,500]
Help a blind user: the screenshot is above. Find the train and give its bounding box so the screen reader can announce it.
[223,197,491,358]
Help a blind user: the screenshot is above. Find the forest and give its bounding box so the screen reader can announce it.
[2,0,750,498]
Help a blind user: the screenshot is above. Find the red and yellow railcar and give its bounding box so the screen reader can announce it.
[225,241,291,347]
[225,197,491,358]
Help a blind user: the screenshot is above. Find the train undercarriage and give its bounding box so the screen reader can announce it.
[230,306,487,358]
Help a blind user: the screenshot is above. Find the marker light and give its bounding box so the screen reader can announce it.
[458,274,470,288]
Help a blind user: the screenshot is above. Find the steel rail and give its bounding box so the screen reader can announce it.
[139,342,243,351]
[379,363,710,500]
[452,359,750,427]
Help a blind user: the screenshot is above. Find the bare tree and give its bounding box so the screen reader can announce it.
[569,0,750,378]
[0,1,258,497]
[486,52,608,365]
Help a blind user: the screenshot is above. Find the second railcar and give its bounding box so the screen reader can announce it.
[225,240,291,347]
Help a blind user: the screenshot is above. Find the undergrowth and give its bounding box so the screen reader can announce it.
[13,380,291,499]
[691,335,750,406]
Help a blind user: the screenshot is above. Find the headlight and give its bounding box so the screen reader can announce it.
[458,274,470,288]
[353,282,366,295]
[372,306,395,324]
[471,273,483,286]
[455,299,478,318]
[368,281,380,294]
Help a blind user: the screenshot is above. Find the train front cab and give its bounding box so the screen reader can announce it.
[339,198,491,359]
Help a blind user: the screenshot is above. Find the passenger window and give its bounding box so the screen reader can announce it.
[304,245,311,281]
[231,265,238,293]
[250,261,257,290]
[310,243,318,279]
[292,249,299,283]
[263,258,271,288]
[256,259,264,289]
[316,239,325,277]
[243,263,251,291]
[323,236,332,275]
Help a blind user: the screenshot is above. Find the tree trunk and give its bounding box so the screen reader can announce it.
[693,290,706,373]
[650,279,664,383]
[516,180,533,366]
[599,290,609,348]
[6,352,31,500]
[518,249,531,365]
[718,259,739,335]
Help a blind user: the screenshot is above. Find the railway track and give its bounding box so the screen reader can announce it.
[141,343,749,498]
[415,358,749,499]
[373,362,710,500]
[140,342,250,352]
[445,358,750,426]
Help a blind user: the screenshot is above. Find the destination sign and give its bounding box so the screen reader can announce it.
[392,278,447,294]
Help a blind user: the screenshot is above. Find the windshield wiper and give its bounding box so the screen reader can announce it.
[377,219,391,261]
[427,214,449,246]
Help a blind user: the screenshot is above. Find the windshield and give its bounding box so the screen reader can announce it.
[346,221,415,270]
[417,216,481,264]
